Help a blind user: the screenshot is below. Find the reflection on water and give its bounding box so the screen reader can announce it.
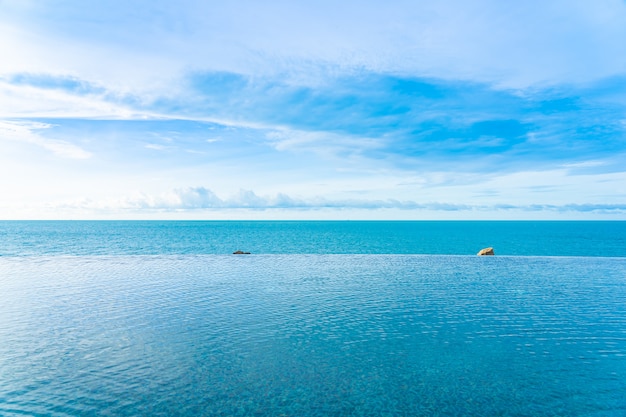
[1,255,625,416]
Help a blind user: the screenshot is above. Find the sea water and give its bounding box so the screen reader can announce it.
[1,220,625,257]
[0,221,625,416]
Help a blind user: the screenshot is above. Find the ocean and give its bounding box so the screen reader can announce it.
[1,221,625,416]
[1,220,625,257]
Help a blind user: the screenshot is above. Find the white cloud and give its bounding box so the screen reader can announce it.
[1,2,625,220]
[561,160,607,168]
[144,144,168,151]
[0,16,183,96]
[0,120,92,159]
[160,1,626,88]
[266,129,384,159]
[45,186,626,216]
[3,1,626,94]
[0,80,141,119]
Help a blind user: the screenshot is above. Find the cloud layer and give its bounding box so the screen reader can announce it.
[1,1,625,219]
[56,187,626,216]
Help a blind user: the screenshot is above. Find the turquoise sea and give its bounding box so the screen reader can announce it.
[1,221,625,416]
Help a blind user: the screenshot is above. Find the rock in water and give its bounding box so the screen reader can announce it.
[233,250,251,255]
[477,247,495,256]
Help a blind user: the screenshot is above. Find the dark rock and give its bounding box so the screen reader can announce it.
[233,250,251,254]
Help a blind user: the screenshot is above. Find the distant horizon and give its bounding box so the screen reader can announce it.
[1,1,625,220]
[1,218,625,222]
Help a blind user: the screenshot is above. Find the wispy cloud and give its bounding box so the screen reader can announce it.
[56,187,626,215]
[2,62,625,177]
[0,120,92,159]
[4,1,626,90]
[165,70,626,174]
[7,73,105,95]
[0,77,141,119]
[1,2,626,219]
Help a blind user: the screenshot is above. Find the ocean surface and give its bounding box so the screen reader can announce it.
[1,221,625,416]
[1,220,625,257]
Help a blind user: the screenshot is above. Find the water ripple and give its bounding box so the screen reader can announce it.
[0,255,625,416]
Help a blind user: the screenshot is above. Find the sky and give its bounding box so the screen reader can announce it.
[1,0,626,220]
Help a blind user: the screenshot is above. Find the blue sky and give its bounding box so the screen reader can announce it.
[1,0,626,219]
